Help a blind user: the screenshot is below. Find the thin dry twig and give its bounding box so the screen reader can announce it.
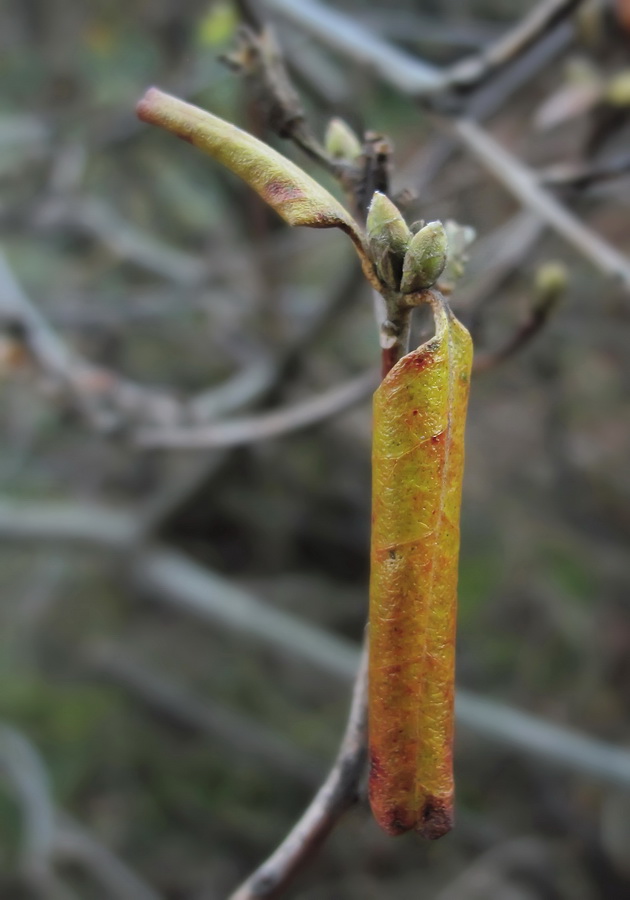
[1,502,629,790]
[0,722,163,900]
[0,247,184,432]
[36,196,208,285]
[473,279,563,373]
[264,0,630,294]
[0,723,57,885]
[444,0,583,94]
[0,248,296,436]
[264,0,582,98]
[538,153,630,188]
[262,0,442,94]
[54,814,163,900]
[134,368,377,449]
[450,119,630,292]
[228,641,368,900]
[457,211,545,319]
[87,642,324,787]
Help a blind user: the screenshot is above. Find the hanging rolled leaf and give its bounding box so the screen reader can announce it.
[369,295,472,838]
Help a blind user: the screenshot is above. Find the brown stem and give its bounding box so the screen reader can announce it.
[380,308,411,377]
[228,641,368,900]
[473,284,562,374]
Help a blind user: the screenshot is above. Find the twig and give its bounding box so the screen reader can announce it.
[228,641,368,900]
[36,196,207,285]
[134,546,359,681]
[264,0,630,294]
[450,119,630,292]
[538,153,630,188]
[0,247,185,432]
[472,291,560,373]
[0,248,295,436]
[472,260,565,372]
[0,499,139,549]
[0,723,162,900]
[261,0,442,95]
[53,814,163,900]
[0,723,57,884]
[444,0,583,94]
[263,0,581,98]
[134,368,377,448]
[1,503,630,789]
[87,642,324,787]
[224,25,339,179]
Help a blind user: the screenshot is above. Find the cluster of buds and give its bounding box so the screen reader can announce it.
[366,192,448,295]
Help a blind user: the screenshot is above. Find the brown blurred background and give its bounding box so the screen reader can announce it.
[1,0,630,897]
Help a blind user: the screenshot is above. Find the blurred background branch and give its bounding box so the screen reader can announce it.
[2,0,630,897]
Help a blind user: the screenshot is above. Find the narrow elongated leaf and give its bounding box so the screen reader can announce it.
[137,88,361,239]
[369,298,472,838]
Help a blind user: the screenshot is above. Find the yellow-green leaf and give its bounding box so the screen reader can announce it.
[137,88,362,241]
[369,297,472,838]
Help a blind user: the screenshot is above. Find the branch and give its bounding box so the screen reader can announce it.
[37,196,208,285]
[228,641,368,900]
[538,152,630,188]
[0,248,301,437]
[457,211,545,321]
[54,814,163,900]
[134,369,377,449]
[0,723,57,885]
[263,0,582,98]
[0,248,187,432]
[0,722,163,900]
[261,0,443,95]
[263,0,630,294]
[0,499,139,549]
[444,0,583,94]
[1,502,630,790]
[450,119,630,292]
[473,262,566,373]
[87,642,324,788]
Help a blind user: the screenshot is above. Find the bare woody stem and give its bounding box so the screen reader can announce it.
[228,641,368,900]
[379,307,411,378]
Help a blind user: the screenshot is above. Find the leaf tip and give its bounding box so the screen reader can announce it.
[136,86,162,124]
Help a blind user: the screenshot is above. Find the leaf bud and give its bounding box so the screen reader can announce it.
[366,191,411,290]
[534,261,568,303]
[400,221,448,293]
[324,117,362,162]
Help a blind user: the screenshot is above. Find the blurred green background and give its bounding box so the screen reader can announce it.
[1,0,630,897]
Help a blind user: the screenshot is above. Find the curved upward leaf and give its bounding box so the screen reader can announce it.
[137,88,362,240]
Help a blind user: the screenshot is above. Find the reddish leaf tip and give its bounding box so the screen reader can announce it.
[416,796,453,840]
[136,87,161,124]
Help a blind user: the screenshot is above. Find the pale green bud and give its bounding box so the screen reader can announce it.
[400,221,448,293]
[366,191,411,290]
[324,117,362,162]
[534,262,568,300]
[605,71,630,106]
